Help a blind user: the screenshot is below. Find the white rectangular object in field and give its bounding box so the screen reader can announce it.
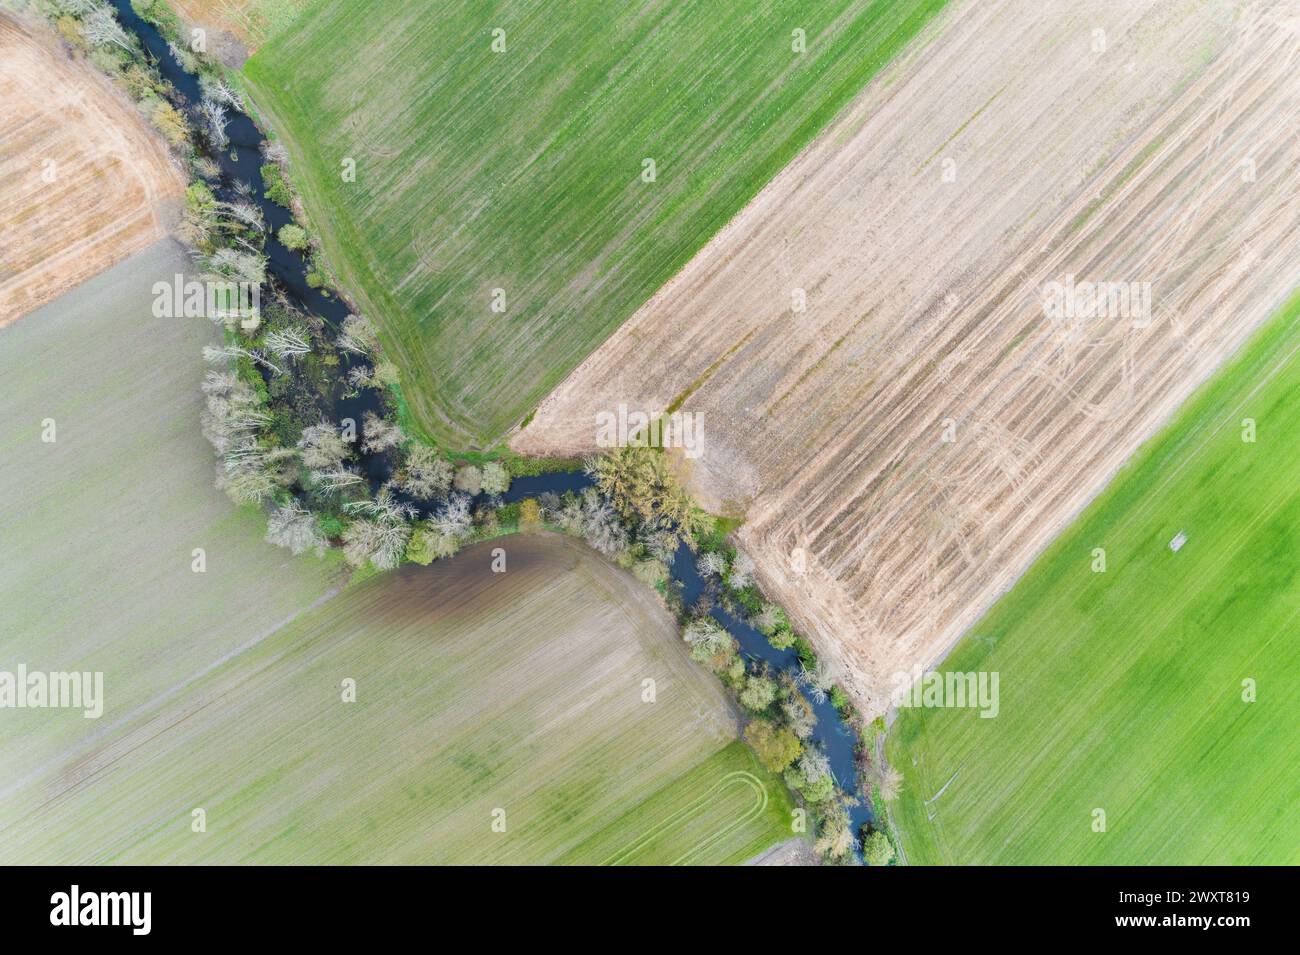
[1169,532,1188,552]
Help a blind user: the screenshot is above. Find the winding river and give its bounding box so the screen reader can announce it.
[109,0,872,844]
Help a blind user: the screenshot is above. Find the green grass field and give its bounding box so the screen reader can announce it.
[562,741,793,865]
[4,530,795,863]
[242,0,947,446]
[888,291,1300,865]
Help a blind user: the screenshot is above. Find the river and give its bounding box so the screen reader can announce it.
[107,0,872,847]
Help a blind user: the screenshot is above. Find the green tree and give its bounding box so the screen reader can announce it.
[261,164,293,208]
[863,830,895,866]
[519,498,542,529]
[744,720,802,773]
[481,459,511,495]
[278,223,309,251]
[739,674,778,712]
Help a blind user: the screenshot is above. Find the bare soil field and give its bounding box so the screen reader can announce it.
[515,0,1300,714]
[0,13,183,325]
[163,0,314,58]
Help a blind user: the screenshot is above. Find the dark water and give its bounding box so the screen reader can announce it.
[111,0,871,844]
[672,547,872,836]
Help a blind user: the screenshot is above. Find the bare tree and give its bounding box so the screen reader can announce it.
[698,551,728,579]
[200,371,269,457]
[216,441,295,504]
[265,326,311,360]
[429,493,473,539]
[341,490,415,570]
[260,139,290,164]
[798,745,832,785]
[203,246,267,288]
[203,343,282,377]
[336,314,379,356]
[198,97,229,150]
[638,522,679,564]
[82,8,133,54]
[780,681,818,740]
[265,503,327,556]
[727,551,757,590]
[360,411,404,454]
[398,444,453,499]
[579,488,628,556]
[298,421,350,472]
[798,658,836,705]
[200,75,242,110]
[683,616,731,659]
[56,0,103,15]
[315,467,365,493]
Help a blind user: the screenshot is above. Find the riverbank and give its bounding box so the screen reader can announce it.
[83,0,893,862]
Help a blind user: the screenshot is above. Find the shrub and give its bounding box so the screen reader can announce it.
[150,100,188,146]
[515,498,540,529]
[453,464,482,495]
[815,802,858,861]
[752,602,784,634]
[278,223,309,251]
[481,460,511,495]
[683,616,737,673]
[404,526,437,565]
[744,720,803,773]
[632,558,669,589]
[767,625,795,651]
[862,830,895,866]
[261,163,293,208]
[739,674,778,712]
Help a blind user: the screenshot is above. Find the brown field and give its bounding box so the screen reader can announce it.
[0,14,183,326]
[515,0,1300,714]
[164,0,314,57]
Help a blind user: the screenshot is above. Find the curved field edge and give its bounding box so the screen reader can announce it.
[887,289,1300,865]
[560,741,797,866]
[238,0,949,447]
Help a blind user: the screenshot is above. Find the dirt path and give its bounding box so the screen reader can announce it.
[514,0,1300,714]
[0,13,184,325]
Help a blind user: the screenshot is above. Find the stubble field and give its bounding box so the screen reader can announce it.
[0,13,183,324]
[515,0,1300,715]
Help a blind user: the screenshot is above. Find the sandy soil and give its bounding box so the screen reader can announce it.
[744,837,816,866]
[514,0,1300,714]
[164,0,303,62]
[0,14,184,326]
